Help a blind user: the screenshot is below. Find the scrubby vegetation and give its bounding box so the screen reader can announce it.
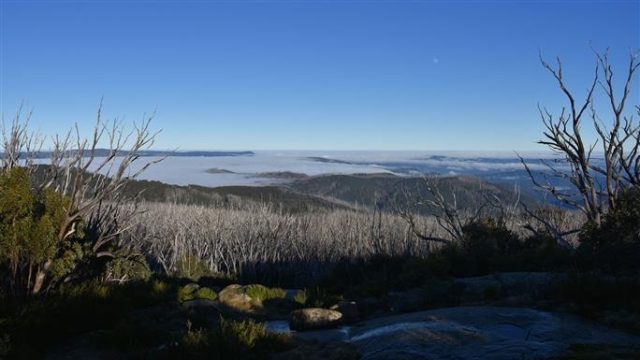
[173,317,290,359]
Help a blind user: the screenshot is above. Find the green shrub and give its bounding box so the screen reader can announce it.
[103,248,151,282]
[458,218,523,275]
[427,218,571,277]
[177,285,197,303]
[293,290,307,306]
[195,287,217,301]
[244,285,286,302]
[177,285,217,303]
[0,167,86,296]
[578,188,640,274]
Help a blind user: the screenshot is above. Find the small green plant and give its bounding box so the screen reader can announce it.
[181,325,210,352]
[151,279,170,295]
[293,290,307,306]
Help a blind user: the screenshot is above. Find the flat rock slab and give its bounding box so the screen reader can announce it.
[348,306,640,359]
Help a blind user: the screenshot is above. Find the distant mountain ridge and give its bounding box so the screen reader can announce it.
[11,149,255,159]
[288,173,534,214]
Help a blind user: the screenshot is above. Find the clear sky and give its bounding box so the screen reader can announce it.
[1,0,638,151]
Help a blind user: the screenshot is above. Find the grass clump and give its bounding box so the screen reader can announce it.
[177,285,217,303]
[195,287,217,301]
[175,255,212,281]
[244,284,286,302]
[174,317,290,359]
[293,290,307,306]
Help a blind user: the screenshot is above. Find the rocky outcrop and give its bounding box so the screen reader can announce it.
[348,306,640,359]
[290,308,343,331]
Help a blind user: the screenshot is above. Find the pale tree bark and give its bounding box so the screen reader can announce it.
[521,50,640,236]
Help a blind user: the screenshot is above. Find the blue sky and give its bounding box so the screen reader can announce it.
[1,0,638,151]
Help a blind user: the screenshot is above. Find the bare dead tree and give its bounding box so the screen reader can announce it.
[1,106,43,171]
[520,204,577,249]
[521,49,640,232]
[395,176,489,245]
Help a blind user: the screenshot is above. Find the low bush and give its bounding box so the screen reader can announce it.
[293,290,307,306]
[172,317,290,359]
[430,219,571,277]
[244,284,286,302]
[195,287,218,301]
[177,284,218,303]
[578,188,640,274]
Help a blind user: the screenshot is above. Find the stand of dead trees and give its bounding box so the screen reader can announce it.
[395,176,525,248]
[0,103,161,296]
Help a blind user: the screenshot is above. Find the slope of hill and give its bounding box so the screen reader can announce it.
[121,180,352,212]
[288,173,535,213]
[30,165,535,214]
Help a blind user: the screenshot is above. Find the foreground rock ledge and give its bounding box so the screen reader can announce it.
[348,306,640,359]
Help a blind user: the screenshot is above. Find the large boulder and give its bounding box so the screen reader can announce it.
[290,308,343,331]
[218,284,254,312]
